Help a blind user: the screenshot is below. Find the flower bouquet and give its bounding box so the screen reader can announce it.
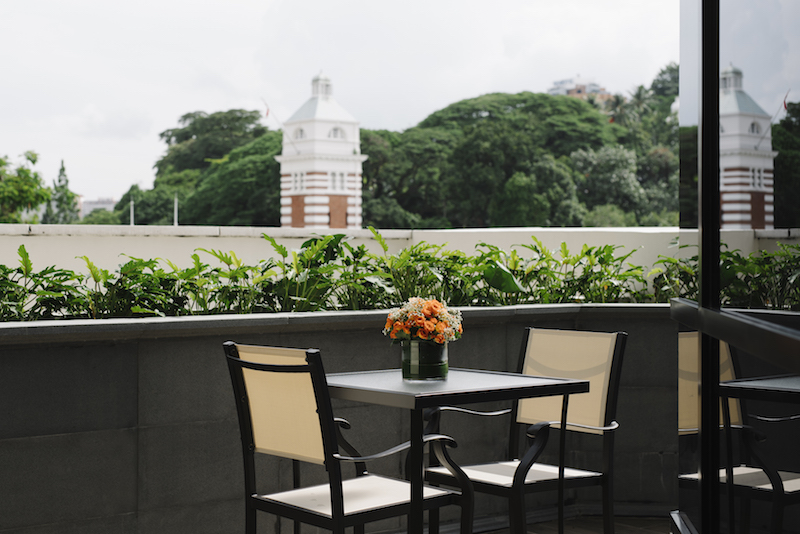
[383,297,463,380]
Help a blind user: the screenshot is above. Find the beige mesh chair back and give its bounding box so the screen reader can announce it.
[224,341,474,534]
[235,344,326,464]
[677,331,741,436]
[517,329,621,434]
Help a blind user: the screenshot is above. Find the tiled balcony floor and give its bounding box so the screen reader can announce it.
[486,515,670,533]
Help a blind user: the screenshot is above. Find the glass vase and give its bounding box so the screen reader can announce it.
[401,340,448,380]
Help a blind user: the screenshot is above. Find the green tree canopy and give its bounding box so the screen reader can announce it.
[418,92,623,157]
[650,62,679,100]
[362,92,623,229]
[773,101,800,227]
[42,161,79,224]
[114,184,184,226]
[115,108,269,226]
[80,208,120,225]
[679,125,699,228]
[583,204,638,227]
[361,127,458,228]
[489,156,584,227]
[0,151,51,223]
[571,145,648,216]
[181,130,283,226]
[155,109,267,176]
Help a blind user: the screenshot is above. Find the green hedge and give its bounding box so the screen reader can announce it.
[2,229,799,321]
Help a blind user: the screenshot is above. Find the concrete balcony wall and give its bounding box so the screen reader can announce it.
[0,304,677,534]
[2,224,798,274]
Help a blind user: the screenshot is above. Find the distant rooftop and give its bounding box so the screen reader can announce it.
[719,64,768,116]
[285,72,357,123]
[547,76,610,97]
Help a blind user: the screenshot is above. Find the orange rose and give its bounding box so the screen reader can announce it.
[424,320,436,333]
[417,330,428,340]
[422,300,443,317]
[435,322,445,333]
[434,334,446,344]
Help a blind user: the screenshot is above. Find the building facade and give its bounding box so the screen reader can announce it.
[719,65,777,230]
[274,73,368,229]
[547,77,613,104]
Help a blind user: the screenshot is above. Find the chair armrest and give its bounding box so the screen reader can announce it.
[423,405,511,435]
[751,413,800,423]
[512,422,551,487]
[429,435,475,508]
[547,420,620,432]
[439,406,513,417]
[333,433,458,462]
[333,417,367,476]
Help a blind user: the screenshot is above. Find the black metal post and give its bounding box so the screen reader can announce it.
[699,0,721,532]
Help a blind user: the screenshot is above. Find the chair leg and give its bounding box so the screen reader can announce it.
[602,475,615,534]
[353,524,365,534]
[740,496,751,534]
[770,496,784,534]
[245,505,256,534]
[508,490,527,534]
[429,508,440,534]
[460,493,474,534]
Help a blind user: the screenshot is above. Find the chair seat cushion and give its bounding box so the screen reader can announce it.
[256,474,456,517]
[679,465,800,493]
[428,461,601,488]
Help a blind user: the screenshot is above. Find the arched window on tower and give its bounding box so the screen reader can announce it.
[751,168,765,190]
[749,122,761,135]
[294,128,306,140]
[328,127,344,139]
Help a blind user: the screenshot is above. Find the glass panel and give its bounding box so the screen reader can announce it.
[678,2,800,532]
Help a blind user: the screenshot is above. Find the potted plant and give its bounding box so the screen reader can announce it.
[383,297,463,380]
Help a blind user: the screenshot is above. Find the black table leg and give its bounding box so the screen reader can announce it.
[410,408,425,532]
[559,394,570,534]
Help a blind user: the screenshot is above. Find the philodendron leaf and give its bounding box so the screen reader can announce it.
[77,256,108,285]
[17,245,33,277]
[484,261,525,293]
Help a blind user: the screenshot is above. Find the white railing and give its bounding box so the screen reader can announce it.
[1,223,797,273]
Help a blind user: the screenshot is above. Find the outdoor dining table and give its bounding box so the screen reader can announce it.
[718,374,800,530]
[326,367,590,533]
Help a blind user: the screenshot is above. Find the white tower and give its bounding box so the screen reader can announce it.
[275,73,368,229]
[719,65,778,229]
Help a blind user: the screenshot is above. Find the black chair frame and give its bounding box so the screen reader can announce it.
[426,328,627,534]
[224,341,474,534]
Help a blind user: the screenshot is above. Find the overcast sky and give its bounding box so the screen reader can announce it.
[680,0,800,127]
[0,1,794,203]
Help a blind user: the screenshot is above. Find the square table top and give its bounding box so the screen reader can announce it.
[326,367,590,410]
[719,374,800,403]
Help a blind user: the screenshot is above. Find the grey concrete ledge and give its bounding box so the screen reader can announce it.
[0,304,670,347]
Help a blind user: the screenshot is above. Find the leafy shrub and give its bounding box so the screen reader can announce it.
[3,231,799,321]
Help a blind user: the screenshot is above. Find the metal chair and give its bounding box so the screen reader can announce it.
[677,332,800,534]
[426,328,627,534]
[223,341,474,534]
